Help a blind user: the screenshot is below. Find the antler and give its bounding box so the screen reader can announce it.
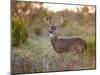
[43,16,64,26]
[51,15,64,26]
[58,16,64,26]
[43,17,52,26]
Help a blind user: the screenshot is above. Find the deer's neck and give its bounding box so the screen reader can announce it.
[50,33,57,38]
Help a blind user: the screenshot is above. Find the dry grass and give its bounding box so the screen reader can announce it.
[11,35,96,74]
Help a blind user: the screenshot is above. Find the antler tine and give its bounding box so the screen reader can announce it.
[59,16,64,25]
[55,16,64,26]
[43,17,51,26]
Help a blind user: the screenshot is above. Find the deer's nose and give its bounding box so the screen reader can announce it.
[50,31,52,33]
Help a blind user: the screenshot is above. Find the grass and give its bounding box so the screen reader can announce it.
[11,3,96,73]
[11,35,96,74]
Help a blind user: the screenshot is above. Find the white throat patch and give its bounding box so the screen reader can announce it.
[50,33,55,37]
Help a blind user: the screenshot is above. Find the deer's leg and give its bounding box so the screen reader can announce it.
[76,47,85,66]
[58,53,66,70]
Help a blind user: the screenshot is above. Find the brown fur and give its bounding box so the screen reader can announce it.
[51,37,87,54]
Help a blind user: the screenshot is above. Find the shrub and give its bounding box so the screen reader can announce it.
[87,38,96,56]
[61,18,72,28]
[12,16,29,46]
[33,26,42,36]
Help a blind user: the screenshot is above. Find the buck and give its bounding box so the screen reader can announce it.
[43,15,87,69]
[43,16,87,55]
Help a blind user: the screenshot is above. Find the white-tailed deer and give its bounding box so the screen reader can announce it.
[43,15,87,54]
[43,15,87,70]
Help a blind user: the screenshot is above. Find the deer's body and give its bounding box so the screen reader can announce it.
[43,16,87,54]
[43,16,87,69]
[50,36,87,54]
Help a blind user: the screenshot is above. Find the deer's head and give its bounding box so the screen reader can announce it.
[43,15,64,38]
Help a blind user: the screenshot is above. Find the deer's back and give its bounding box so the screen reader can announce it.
[51,37,87,53]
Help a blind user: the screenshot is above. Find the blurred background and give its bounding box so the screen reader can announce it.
[11,0,96,74]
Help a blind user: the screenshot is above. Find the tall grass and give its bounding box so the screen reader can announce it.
[12,16,29,46]
[11,35,96,74]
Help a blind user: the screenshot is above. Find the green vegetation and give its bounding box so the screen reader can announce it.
[12,36,96,73]
[12,16,29,46]
[11,1,96,74]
